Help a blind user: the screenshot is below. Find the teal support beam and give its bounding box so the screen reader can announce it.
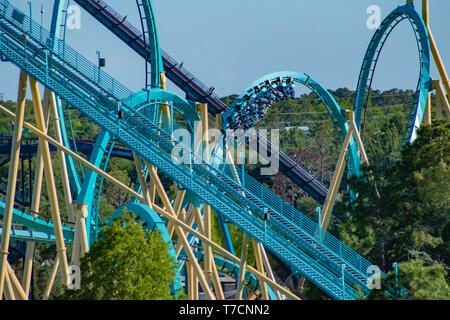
[76,129,111,245]
[141,0,164,87]
[55,99,82,196]
[50,0,65,38]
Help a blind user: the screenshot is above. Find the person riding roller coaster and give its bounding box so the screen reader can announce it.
[227,78,296,131]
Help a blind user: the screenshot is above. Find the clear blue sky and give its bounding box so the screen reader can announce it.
[0,0,448,101]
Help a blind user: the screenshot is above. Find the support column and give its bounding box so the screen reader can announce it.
[259,242,282,300]
[187,260,195,299]
[29,77,70,286]
[423,92,432,125]
[6,262,27,300]
[22,91,51,296]
[434,80,450,119]
[321,122,354,230]
[43,256,59,300]
[252,239,269,300]
[167,189,186,237]
[298,112,356,291]
[71,202,82,266]
[48,90,75,223]
[148,167,215,300]
[210,114,222,149]
[71,204,89,266]
[132,151,152,206]
[175,206,203,258]
[235,233,249,300]
[159,72,170,117]
[0,71,28,299]
[197,102,224,299]
[193,207,205,235]
[203,203,225,300]
[192,269,199,300]
[4,272,15,300]
[203,204,212,283]
[423,0,450,99]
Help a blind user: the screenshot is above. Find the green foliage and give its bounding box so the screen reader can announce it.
[296,197,319,218]
[62,211,180,300]
[394,260,450,300]
[364,114,405,170]
[220,91,448,299]
[210,210,256,266]
[337,120,450,299]
[367,260,450,300]
[100,157,137,220]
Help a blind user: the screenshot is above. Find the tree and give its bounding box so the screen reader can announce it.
[62,211,181,300]
[337,120,450,299]
[367,260,450,300]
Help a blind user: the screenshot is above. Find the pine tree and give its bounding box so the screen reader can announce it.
[62,211,181,300]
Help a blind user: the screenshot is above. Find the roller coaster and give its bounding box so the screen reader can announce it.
[0,0,448,300]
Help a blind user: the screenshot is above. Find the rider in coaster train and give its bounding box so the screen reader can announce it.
[279,85,290,100]
[288,86,295,98]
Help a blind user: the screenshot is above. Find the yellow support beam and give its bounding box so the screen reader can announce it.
[236,233,249,299]
[210,114,222,149]
[193,207,205,234]
[0,71,28,299]
[252,239,269,300]
[48,91,76,223]
[321,111,366,231]
[192,267,199,300]
[132,151,153,206]
[22,94,51,296]
[174,206,202,258]
[209,255,225,300]
[167,189,186,237]
[194,102,225,298]
[174,206,203,259]
[202,203,225,300]
[4,272,15,300]
[43,256,59,300]
[259,242,282,300]
[423,92,432,125]
[148,167,216,300]
[71,202,82,266]
[348,111,369,165]
[203,203,212,281]
[6,262,27,300]
[433,80,450,119]
[72,204,89,265]
[422,0,450,100]
[29,77,70,286]
[186,261,195,299]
